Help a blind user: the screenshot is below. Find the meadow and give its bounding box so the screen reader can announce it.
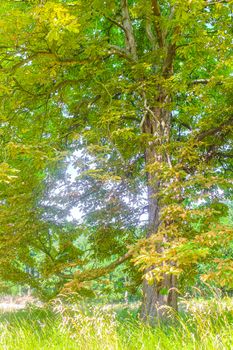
[0,297,232,350]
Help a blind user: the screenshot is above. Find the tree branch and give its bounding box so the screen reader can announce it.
[205,0,230,5]
[120,0,138,60]
[108,44,135,61]
[162,42,176,77]
[61,251,132,281]
[191,79,210,85]
[105,16,126,32]
[145,17,156,50]
[151,0,165,48]
[50,79,83,94]
[13,78,47,97]
[196,117,233,141]
[190,79,223,86]
[162,24,180,77]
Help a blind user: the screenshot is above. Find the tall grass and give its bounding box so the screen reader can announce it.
[0,297,232,350]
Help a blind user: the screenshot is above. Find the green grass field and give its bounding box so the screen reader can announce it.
[0,298,232,350]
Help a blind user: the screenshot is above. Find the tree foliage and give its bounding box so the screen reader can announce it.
[0,0,232,319]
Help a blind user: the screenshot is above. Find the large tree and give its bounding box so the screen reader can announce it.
[0,0,232,323]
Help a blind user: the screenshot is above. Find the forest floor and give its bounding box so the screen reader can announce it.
[0,297,232,349]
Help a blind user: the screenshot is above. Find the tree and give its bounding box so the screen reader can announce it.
[0,0,232,324]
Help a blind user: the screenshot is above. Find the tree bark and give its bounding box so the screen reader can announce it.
[140,275,177,324]
[140,95,178,324]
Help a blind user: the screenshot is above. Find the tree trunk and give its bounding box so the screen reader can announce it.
[140,273,177,324]
[118,0,179,324]
[140,96,178,324]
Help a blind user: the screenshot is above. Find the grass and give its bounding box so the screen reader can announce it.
[0,298,232,350]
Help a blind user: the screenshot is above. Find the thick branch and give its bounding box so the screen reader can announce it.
[145,17,156,50]
[162,25,180,77]
[63,251,132,282]
[120,0,137,60]
[162,43,176,77]
[151,0,164,48]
